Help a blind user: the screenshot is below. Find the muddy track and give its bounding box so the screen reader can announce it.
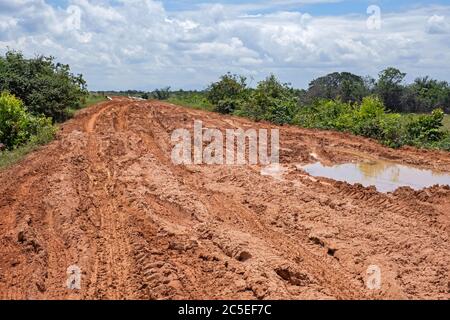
[0,97,449,300]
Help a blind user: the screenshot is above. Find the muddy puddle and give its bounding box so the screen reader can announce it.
[299,160,450,193]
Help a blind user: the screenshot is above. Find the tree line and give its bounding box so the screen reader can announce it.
[160,72,450,151]
[149,68,450,115]
[301,68,450,114]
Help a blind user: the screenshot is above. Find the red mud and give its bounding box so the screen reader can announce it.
[0,98,448,299]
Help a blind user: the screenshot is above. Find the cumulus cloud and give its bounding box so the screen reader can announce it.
[427,14,449,34]
[0,0,449,90]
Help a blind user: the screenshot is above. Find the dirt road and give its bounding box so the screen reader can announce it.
[0,98,449,300]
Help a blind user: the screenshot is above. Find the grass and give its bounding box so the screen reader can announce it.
[0,124,57,170]
[83,94,108,107]
[0,141,40,169]
[167,95,214,112]
[443,114,450,131]
[66,94,107,118]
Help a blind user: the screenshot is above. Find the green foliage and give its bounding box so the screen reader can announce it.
[152,87,171,100]
[233,75,299,124]
[206,73,298,123]
[0,50,88,122]
[203,72,449,151]
[405,109,445,143]
[293,96,449,150]
[0,92,56,150]
[82,94,107,107]
[167,91,214,111]
[375,67,406,112]
[0,122,57,170]
[428,133,450,151]
[443,115,450,131]
[304,68,450,114]
[294,99,353,130]
[305,72,369,104]
[403,77,450,113]
[0,92,30,147]
[206,73,247,114]
[351,96,386,137]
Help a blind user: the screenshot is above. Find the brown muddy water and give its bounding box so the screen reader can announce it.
[300,160,450,193]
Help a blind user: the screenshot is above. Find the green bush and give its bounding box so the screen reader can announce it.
[293,95,449,150]
[0,92,30,148]
[26,115,57,145]
[294,99,353,130]
[405,109,445,143]
[152,87,171,100]
[428,132,450,151]
[0,92,56,150]
[235,75,299,124]
[379,113,406,148]
[207,73,247,114]
[351,96,386,138]
[0,50,88,122]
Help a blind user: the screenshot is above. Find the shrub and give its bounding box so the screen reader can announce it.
[26,115,57,145]
[405,109,445,143]
[0,50,88,122]
[0,92,56,150]
[152,87,171,100]
[294,99,353,130]
[293,95,449,150]
[236,75,299,124]
[351,96,386,138]
[207,73,247,114]
[379,113,406,148]
[428,132,450,151]
[0,92,30,148]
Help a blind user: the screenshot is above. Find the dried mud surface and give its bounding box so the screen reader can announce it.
[0,98,449,300]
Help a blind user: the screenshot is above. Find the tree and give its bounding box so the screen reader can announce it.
[152,87,171,100]
[0,50,88,122]
[206,73,247,114]
[375,67,406,112]
[305,72,369,104]
[410,77,449,113]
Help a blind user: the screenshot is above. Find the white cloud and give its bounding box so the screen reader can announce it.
[0,0,449,90]
[427,15,449,34]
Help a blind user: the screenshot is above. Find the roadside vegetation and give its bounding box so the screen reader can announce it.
[83,93,107,107]
[0,92,57,169]
[1,48,449,170]
[64,94,107,118]
[443,114,450,131]
[0,50,88,169]
[148,70,450,152]
[167,91,213,111]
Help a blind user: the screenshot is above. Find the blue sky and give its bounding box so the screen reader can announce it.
[1,0,450,90]
[44,0,449,14]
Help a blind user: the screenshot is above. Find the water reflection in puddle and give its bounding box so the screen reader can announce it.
[300,161,450,193]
